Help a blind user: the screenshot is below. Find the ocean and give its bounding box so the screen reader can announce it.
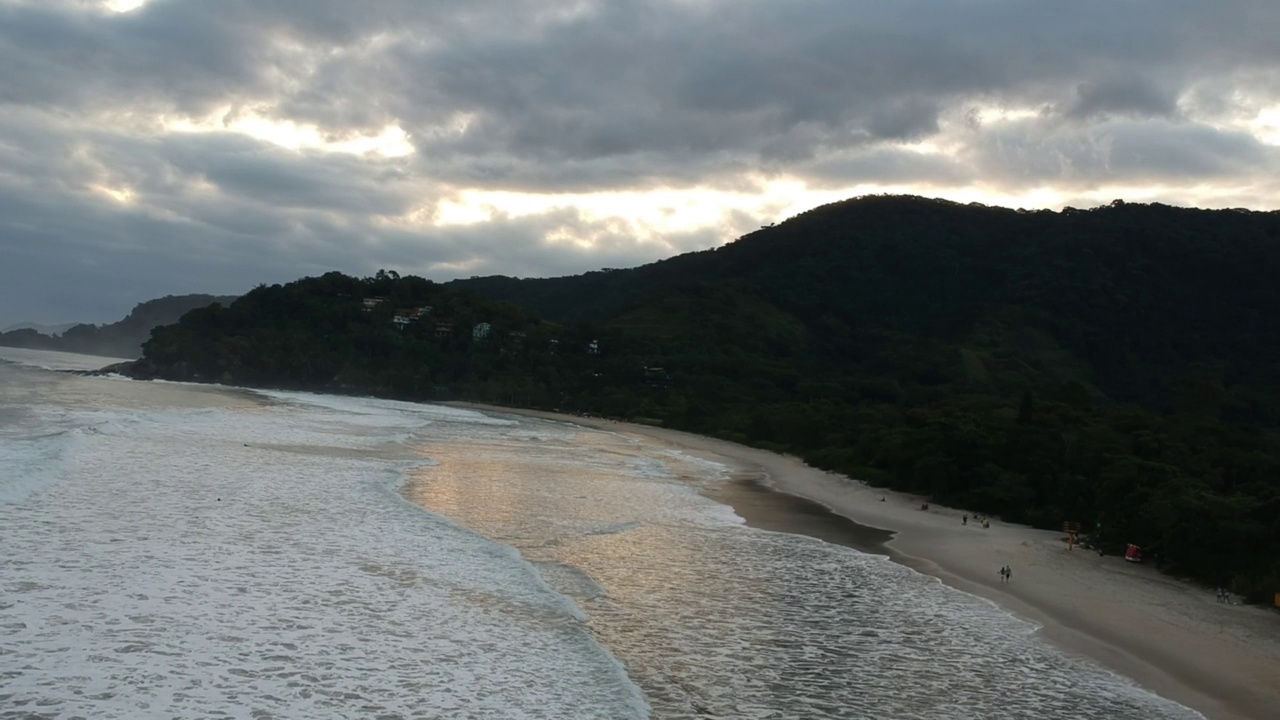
[0,348,1202,719]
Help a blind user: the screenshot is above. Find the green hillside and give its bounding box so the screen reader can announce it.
[455,196,1280,413]
[132,196,1280,603]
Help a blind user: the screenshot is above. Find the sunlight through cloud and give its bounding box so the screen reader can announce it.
[434,188,734,231]
[103,0,149,12]
[1253,106,1280,145]
[166,110,415,158]
[968,106,1043,126]
[93,184,136,204]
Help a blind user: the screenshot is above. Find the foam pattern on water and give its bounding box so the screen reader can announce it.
[411,418,1204,720]
[0,376,646,719]
[257,390,520,428]
[0,363,1208,720]
[575,525,1203,720]
[0,426,79,505]
[0,375,83,505]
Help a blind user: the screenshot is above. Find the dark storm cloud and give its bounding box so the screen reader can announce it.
[962,118,1279,186]
[153,134,419,215]
[1066,76,1181,121]
[799,147,972,189]
[7,0,1280,185]
[0,2,266,114]
[346,0,1280,189]
[1,0,1278,325]
[0,109,422,226]
[371,207,720,281]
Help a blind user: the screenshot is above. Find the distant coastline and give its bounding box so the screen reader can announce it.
[449,401,1280,720]
[0,293,237,360]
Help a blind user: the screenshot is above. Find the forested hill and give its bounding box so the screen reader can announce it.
[0,294,238,358]
[133,196,1280,604]
[453,196,1280,413]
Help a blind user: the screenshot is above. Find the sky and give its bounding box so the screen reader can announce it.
[2,0,1279,326]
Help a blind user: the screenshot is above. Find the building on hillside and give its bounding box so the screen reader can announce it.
[644,367,672,386]
[362,297,387,311]
[411,306,432,319]
[587,339,600,354]
[508,330,526,347]
[392,312,412,329]
[434,321,454,337]
[549,339,560,354]
[473,322,492,340]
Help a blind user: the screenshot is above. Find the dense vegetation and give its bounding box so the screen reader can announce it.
[135,196,1280,604]
[0,294,238,358]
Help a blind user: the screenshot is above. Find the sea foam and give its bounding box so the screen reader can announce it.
[0,377,648,719]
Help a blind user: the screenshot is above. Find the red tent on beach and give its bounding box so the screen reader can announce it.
[1124,544,1143,563]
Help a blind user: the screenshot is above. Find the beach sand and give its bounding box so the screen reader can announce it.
[449,403,1280,720]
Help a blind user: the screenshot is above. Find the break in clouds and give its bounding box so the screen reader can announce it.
[1,0,1278,324]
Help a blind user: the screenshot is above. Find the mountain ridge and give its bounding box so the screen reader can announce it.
[0,293,240,359]
[1,322,77,336]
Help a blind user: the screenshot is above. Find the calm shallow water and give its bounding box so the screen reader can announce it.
[0,348,1202,719]
[405,419,1204,720]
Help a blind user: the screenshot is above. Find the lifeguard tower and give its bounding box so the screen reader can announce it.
[1063,521,1081,550]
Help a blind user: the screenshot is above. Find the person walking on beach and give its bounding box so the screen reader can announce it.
[1005,565,1012,583]
[998,566,1007,583]
[962,514,968,525]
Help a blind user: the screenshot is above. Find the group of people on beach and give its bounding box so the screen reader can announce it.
[999,565,1013,583]
[962,513,990,529]
[1216,586,1232,603]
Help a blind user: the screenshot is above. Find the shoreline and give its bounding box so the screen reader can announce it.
[448,402,1280,720]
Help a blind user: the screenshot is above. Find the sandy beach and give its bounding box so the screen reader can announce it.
[450,403,1280,720]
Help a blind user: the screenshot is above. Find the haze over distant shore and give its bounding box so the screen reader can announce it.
[453,402,1280,720]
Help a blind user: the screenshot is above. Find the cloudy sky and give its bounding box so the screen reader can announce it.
[2,0,1279,326]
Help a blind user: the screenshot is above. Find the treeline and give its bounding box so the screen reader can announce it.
[135,196,1280,604]
[136,271,643,407]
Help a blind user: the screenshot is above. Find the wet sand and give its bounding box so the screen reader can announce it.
[448,402,1280,720]
[705,470,894,553]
